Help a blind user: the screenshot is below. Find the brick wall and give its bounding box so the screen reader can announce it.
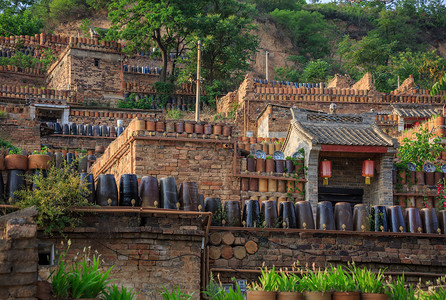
[0,118,41,152]
[257,105,292,138]
[38,212,205,299]
[0,70,45,88]
[209,227,446,285]
[0,207,38,299]
[41,135,114,152]
[68,108,160,127]
[46,48,71,91]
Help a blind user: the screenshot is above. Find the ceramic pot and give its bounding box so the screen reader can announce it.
[437,210,446,234]
[79,173,95,203]
[371,205,388,232]
[77,124,85,136]
[205,197,222,226]
[316,201,335,230]
[360,294,388,300]
[295,201,315,229]
[334,202,353,231]
[175,122,184,133]
[426,172,435,186]
[63,124,70,135]
[387,205,406,233]
[246,291,276,300]
[119,174,139,206]
[86,124,93,136]
[303,292,331,300]
[184,122,194,134]
[204,124,212,135]
[146,120,156,131]
[28,154,51,170]
[78,155,88,172]
[156,121,165,132]
[224,200,241,226]
[159,177,178,209]
[70,123,77,135]
[266,159,275,173]
[259,178,268,192]
[256,158,265,173]
[249,178,259,192]
[275,160,285,173]
[261,200,278,228]
[277,292,302,300]
[6,170,26,203]
[285,160,294,174]
[241,178,249,191]
[139,176,159,208]
[5,154,28,170]
[405,207,423,233]
[194,123,204,134]
[247,157,256,172]
[243,199,260,227]
[279,201,297,228]
[95,174,118,206]
[353,204,370,231]
[222,126,231,137]
[178,181,199,211]
[420,207,439,233]
[213,124,222,135]
[93,125,101,136]
[332,292,360,300]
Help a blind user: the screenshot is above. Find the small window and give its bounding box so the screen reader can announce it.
[94,59,99,67]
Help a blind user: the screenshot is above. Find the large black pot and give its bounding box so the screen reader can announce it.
[77,124,85,136]
[95,174,118,206]
[78,155,88,173]
[101,125,109,137]
[261,200,278,228]
[63,124,70,135]
[371,205,388,232]
[31,169,47,191]
[334,202,353,231]
[295,201,315,229]
[139,176,159,207]
[405,207,423,233]
[316,201,335,230]
[54,123,62,134]
[421,207,439,234]
[66,153,76,166]
[205,197,222,226]
[119,174,139,206]
[279,201,297,228]
[79,173,95,203]
[117,127,124,137]
[159,177,178,209]
[243,199,260,228]
[93,125,101,136]
[224,200,241,227]
[86,124,93,136]
[178,182,199,211]
[70,123,77,135]
[387,205,406,233]
[6,170,26,204]
[353,204,370,232]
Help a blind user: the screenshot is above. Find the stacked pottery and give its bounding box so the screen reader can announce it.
[387,205,406,233]
[139,176,159,207]
[95,174,118,206]
[243,199,260,228]
[370,205,388,232]
[261,200,278,228]
[316,201,335,230]
[223,200,241,227]
[159,177,178,209]
[295,201,315,229]
[205,197,222,226]
[279,201,297,228]
[353,204,370,232]
[119,174,139,206]
[178,182,200,211]
[334,202,353,231]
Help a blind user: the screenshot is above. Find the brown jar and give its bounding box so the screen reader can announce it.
[249,178,259,192]
[222,126,231,137]
[176,122,184,133]
[146,120,156,131]
[256,158,265,173]
[213,124,222,135]
[241,178,249,191]
[194,123,204,134]
[265,158,275,173]
[185,122,194,134]
[166,122,175,133]
[155,121,165,132]
[204,124,212,135]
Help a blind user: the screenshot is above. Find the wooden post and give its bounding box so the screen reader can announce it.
[195,40,201,122]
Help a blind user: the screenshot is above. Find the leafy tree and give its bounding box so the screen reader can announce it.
[251,0,305,13]
[0,8,42,36]
[430,73,446,99]
[301,59,331,83]
[274,66,300,82]
[270,9,331,60]
[0,0,36,13]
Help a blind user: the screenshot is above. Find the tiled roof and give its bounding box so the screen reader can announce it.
[391,105,439,118]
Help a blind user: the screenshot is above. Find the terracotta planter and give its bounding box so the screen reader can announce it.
[213,124,222,135]
[303,292,331,300]
[256,158,266,173]
[28,154,51,170]
[156,121,165,132]
[277,291,302,300]
[185,122,195,134]
[5,154,28,170]
[266,159,275,173]
[247,291,276,300]
[175,122,184,133]
[194,123,204,134]
[360,294,388,300]
[333,292,360,300]
[135,120,145,131]
[146,120,156,131]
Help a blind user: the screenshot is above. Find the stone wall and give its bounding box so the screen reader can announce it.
[0,207,39,299]
[257,104,292,138]
[46,48,71,91]
[0,70,45,88]
[41,135,114,152]
[209,227,446,285]
[38,211,205,299]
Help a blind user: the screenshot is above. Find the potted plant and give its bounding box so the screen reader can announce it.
[5,147,28,170]
[28,146,51,170]
[386,274,416,300]
[329,265,359,300]
[285,156,294,174]
[266,156,275,174]
[247,266,277,300]
[301,268,332,300]
[247,154,256,172]
[276,271,303,300]
[350,263,387,300]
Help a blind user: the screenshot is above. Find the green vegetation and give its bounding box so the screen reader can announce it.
[160,285,193,300]
[0,49,56,71]
[166,109,184,120]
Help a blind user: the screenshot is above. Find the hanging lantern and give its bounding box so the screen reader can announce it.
[320,160,332,185]
[362,159,375,185]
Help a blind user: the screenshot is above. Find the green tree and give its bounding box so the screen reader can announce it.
[0,8,42,36]
[301,59,331,83]
[270,9,331,60]
[251,0,305,13]
[431,73,446,98]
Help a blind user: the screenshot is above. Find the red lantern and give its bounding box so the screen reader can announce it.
[320,160,332,185]
[362,159,375,185]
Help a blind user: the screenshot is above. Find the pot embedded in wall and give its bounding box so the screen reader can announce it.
[265,158,275,173]
[222,125,231,137]
[352,204,370,232]
[95,145,105,154]
[184,122,195,134]
[243,199,260,227]
[285,159,294,174]
[267,143,275,155]
[109,126,116,137]
[247,157,256,172]
[6,170,26,203]
[415,171,424,185]
[213,124,222,135]
[259,178,268,192]
[178,181,199,211]
[405,207,423,233]
[77,154,88,173]
[205,197,222,226]
[96,174,118,206]
[145,120,156,131]
[139,176,159,208]
[426,171,435,186]
[249,178,259,192]
[371,205,388,232]
[159,177,178,209]
[135,119,145,131]
[279,201,297,228]
[277,180,286,193]
[63,124,70,135]
[77,124,85,136]
[119,174,139,206]
[175,122,184,133]
[420,207,439,233]
[194,122,204,134]
[101,125,109,137]
[28,154,51,170]
[295,201,315,229]
[93,125,101,136]
[86,124,93,136]
[204,124,212,135]
[316,201,335,230]
[241,178,249,191]
[256,158,265,173]
[295,160,304,177]
[70,123,77,135]
[79,173,95,204]
[261,200,278,228]
[246,291,276,300]
[223,200,241,227]
[387,205,406,233]
[165,122,174,133]
[5,154,28,170]
[268,179,277,192]
[334,202,353,231]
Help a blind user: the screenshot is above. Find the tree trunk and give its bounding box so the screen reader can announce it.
[160,49,168,82]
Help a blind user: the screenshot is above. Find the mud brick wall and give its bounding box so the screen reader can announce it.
[46,48,71,91]
[0,118,41,151]
[38,212,205,299]
[41,135,114,152]
[209,228,446,286]
[257,105,292,138]
[0,207,39,299]
[124,72,160,88]
[0,70,45,88]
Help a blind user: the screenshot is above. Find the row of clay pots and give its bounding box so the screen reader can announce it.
[240,137,286,144]
[247,290,386,300]
[56,122,124,138]
[382,94,442,104]
[0,154,51,171]
[0,65,43,75]
[256,94,370,102]
[396,195,437,210]
[395,169,445,186]
[241,178,305,193]
[140,120,232,136]
[0,85,69,97]
[242,157,304,176]
[239,142,282,154]
[70,110,147,118]
[255,86,369,96]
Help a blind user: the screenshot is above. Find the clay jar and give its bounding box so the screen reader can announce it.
[222,125,231,137]
[139,176,159,208]
[154,120,164,132]
[165,122,175,133]
[259,178,268,193]
[256,158,265,173]
[205,197,222,226]
[334,202,353,231]
[249,178,259,192]
[261,200,278,228]
[243,199,260,228]
[275,159,285,174]
[332,292,360,300]
[175,122,184,133]
[438,210,446,234]
[316,201,335,230]
[415,171,424,185]
[204,124,212,135]
[387,205,406,233]
[246,291,276,300]
[420,207,439,233]
[5,154,28,170]
[178,181,200,211]
[95,174,118,206]
[279,201,297,228]
[223,200,241,227]
[353,204,370,231]
[371,205,388,232]
[265,158,275,173]
[241,178,249,191]
[285,159,294,173]
[194,123,204,134]
[277,292,303,300]
[295,201,315,229]
[426,171,435,186]
[213,124,222,135]
[79,173,95,204]
[184,122,195,134]
[146,120,156,131]
[247,156,256,172]
[6,170,26,203]
[159,177,178,209]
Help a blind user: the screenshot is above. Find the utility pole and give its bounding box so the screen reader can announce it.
[265,51,269,82]
[195,40,201,122]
